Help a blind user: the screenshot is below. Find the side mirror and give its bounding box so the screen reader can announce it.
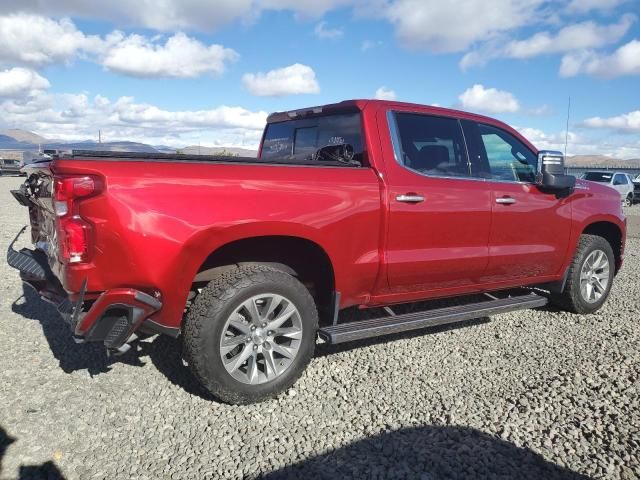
[537,150,576,191]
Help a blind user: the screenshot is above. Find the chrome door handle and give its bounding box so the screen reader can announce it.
[495,197,516,205]
[396,194,425,203]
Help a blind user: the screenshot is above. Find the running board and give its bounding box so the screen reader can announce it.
[318,293,548,344]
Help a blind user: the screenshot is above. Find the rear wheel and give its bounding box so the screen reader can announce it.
[183,264,318,404]
[551,234,615,314]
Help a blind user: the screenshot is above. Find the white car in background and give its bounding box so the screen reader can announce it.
[581,171,635,206]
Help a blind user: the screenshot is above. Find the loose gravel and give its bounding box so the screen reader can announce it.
[1,175,639,479]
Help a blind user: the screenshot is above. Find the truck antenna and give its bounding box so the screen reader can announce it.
[564,96,571,159]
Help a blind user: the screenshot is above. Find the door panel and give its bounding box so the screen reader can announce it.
[484,183,572,281]
[381,111,491,293]
[462,120,572,282]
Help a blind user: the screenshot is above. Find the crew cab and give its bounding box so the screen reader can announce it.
[8,100,626,404]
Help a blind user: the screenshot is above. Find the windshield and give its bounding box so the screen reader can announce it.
[582,172,613,183]
[260,112,364,164]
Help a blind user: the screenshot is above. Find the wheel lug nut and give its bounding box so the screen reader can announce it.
[267,331,273,336]
[251,325,256,331]
[253,344,258,350]
[262,323,267,328]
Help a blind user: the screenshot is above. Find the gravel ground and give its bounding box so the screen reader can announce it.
[1,175,639,480]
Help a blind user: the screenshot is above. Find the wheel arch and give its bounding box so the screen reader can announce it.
[582,221,623,272]
[192,235,337,324]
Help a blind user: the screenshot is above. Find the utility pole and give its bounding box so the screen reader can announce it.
[98,130,102,144]
[564,96,571,159]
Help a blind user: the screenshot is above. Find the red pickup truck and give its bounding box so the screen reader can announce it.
[8,100,626,404]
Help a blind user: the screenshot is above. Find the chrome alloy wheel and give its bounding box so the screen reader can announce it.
[579,249,610,303]
[219,294,303,385]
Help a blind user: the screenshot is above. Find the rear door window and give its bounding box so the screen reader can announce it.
[390,112,470,177]
[261,113,364,164]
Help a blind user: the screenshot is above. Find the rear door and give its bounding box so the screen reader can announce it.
[461,120,572,282]
[380,110,491,293]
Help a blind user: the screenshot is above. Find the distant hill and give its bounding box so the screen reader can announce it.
[0,134,35,149]
[0,129,160,154]
[1,129,48,144]
[178,145,258,157]
[567,155,640,169]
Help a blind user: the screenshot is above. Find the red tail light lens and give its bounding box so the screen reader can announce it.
[53,176,98,217]
[59,218,90,263]
[53,175,102,264]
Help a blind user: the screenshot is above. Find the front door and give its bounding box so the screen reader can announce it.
[461,120,572,282]
[381,111,492,293]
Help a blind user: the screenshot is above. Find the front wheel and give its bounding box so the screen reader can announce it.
[624,194,633,207]
[551,234,615,314]
[183,264,318,404]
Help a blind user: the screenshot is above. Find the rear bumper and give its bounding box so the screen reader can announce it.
[7,227,170,350]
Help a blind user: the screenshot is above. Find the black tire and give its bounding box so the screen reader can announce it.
[624,194,633,207]
[550,234,615,314]
[182,264,318,404]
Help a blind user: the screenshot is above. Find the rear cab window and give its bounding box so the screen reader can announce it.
[260,112,365,166]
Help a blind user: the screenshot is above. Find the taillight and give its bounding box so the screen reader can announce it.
[59,218,91,263]
[54,176,97,216]
[53,175,101,264]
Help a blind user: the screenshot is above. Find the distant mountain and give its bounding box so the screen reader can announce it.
[567,155,640,169]
[0,129,160,154]
[0,129,48,145]
[0,134,35,150]
[178,145,258,157]
[57,141,159,153]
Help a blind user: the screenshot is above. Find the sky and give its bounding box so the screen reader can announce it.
[0,0,639,158]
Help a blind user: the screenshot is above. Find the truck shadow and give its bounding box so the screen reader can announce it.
[0,426,67,480]
[11,284,146,376]
[11,284,493,401]
[11,283,213,399]
[262,424,588,480]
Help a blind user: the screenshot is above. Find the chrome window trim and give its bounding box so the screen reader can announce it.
[386,110,537,186]
[386,110,475,180]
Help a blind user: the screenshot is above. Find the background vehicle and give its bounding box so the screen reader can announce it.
[633,175,640,204]
[0,158,24,176]
[8,100,626,404]
[581,171,635,206]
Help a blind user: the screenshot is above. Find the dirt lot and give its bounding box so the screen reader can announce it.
[0,175,638,479]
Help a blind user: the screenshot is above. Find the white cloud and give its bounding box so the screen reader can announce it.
[517,126,640,159]
[461,15,634,68]
[101,33,238,78]
[560,39,640,78]
[258,0,359,18]
[0,14,238,79]
[583,111,640,132]
[385,0,545,53]
[242,63,320,96]
[374,87,397,100]
[314,21,343,39]
[0,0,253,32]
[0,14,101,66]
[458,84,519,114]
[0,68,50,98]
[566,0,626,13]
[0,90,268,147]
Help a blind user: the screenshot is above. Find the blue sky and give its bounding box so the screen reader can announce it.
[0,0,639,157]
